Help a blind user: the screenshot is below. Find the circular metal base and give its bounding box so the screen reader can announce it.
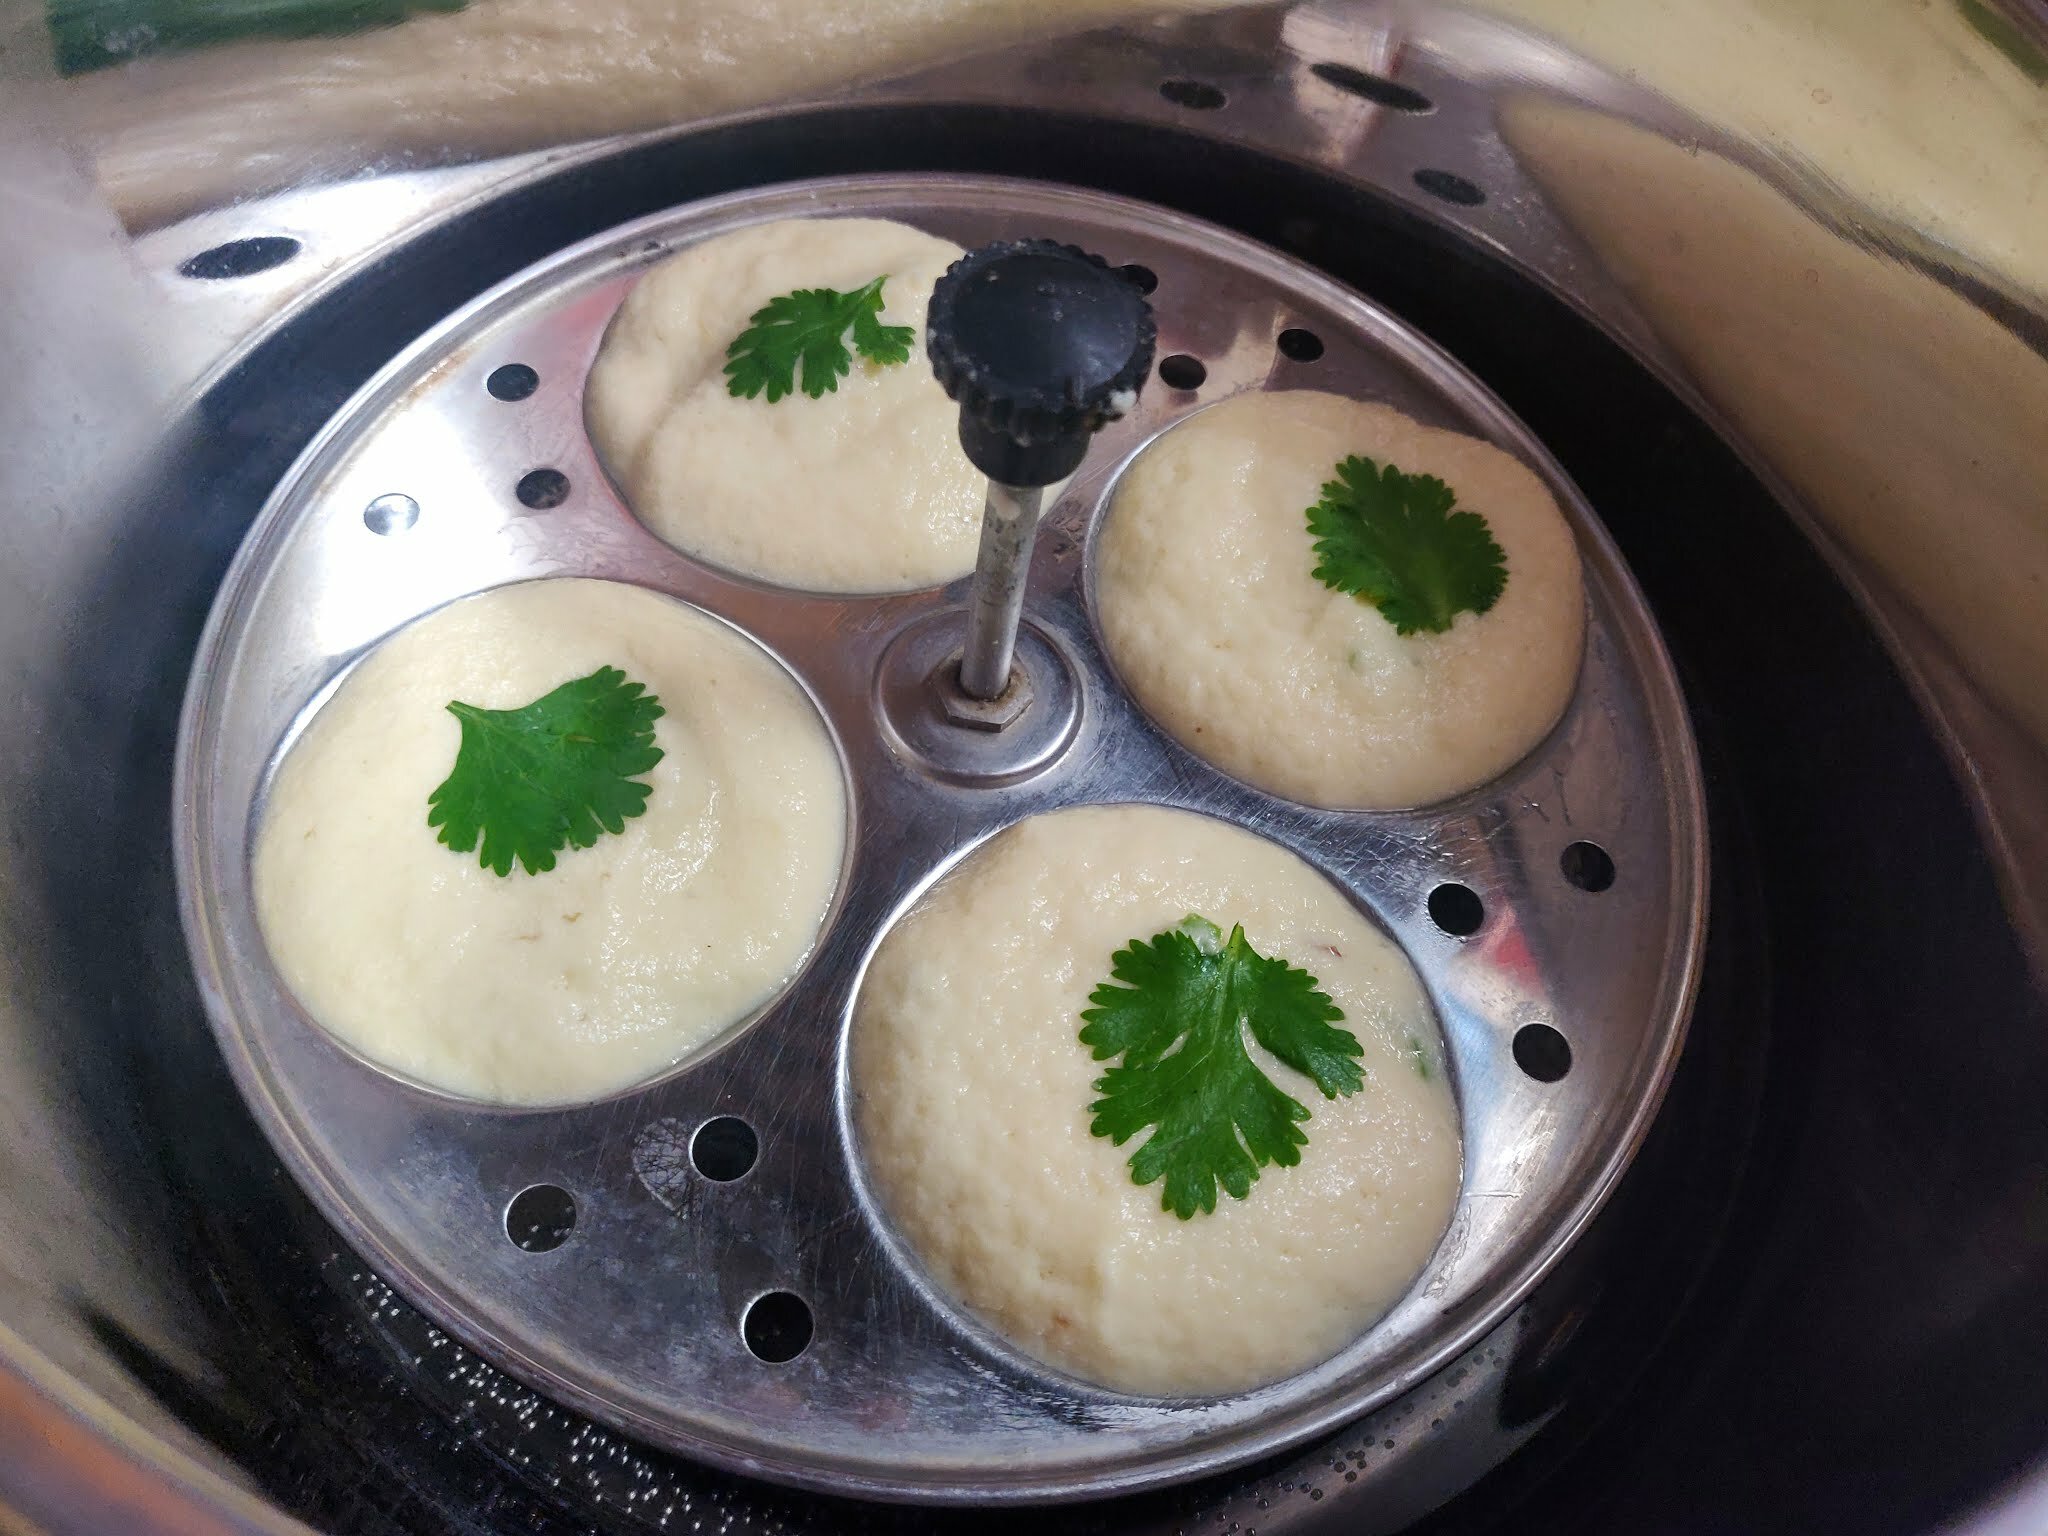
[174,174,1704,1501]
[874,612,1082,785]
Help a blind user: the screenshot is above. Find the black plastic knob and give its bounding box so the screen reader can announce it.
[926,239,1157,487]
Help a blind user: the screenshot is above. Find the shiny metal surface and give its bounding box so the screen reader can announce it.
[175,174,1703,1501]
[957,482,1046,701]
[877,613,1082,781]
[3,1,2047,1532]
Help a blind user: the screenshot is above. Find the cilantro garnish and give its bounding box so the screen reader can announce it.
[1306,455,1508,636]
[426,666,664,877]
[722,276,915,402]
[1080,914,1365,1219]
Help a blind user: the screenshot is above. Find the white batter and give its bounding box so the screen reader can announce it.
[585,217,984,593]
[851,804,1461,1396]
[1095,391,1585,809]
[253,578,844,1105]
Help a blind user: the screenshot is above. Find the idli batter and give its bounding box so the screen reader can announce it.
[586,217,984,593]
[254,578,844,1105]
[1095,390,1585,808]
[851,804,1460,1396]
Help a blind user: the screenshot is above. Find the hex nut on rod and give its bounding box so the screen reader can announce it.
[927,649,1035,732]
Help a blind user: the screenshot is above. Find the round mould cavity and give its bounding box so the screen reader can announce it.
[1089,388,1587,811]
[844,802,1463,1400]
[582,216,985,595]
[242,577,851,1109]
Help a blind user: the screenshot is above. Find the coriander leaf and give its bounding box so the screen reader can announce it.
[1306,455,1508,636]
[1080,916,1364,1219]
[426,665,664,878]
[723,276,916,402]
[848,299,916,368]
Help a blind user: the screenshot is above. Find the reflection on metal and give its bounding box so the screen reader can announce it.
[958,481,1048,700]
[1496,92,2048,970]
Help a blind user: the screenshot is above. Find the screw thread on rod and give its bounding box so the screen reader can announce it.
[958,482,1045,700]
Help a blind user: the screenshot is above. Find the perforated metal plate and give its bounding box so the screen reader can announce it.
[174,174,1705,1502]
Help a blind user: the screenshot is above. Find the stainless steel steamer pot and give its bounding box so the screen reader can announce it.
[2,3,2046,1533]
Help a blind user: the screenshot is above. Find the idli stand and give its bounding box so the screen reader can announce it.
[175,174,1704,1503]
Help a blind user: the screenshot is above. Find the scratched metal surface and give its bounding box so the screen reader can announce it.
[171,174,1704,1502]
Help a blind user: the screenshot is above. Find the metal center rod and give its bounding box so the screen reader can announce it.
[958,480,1045,699]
